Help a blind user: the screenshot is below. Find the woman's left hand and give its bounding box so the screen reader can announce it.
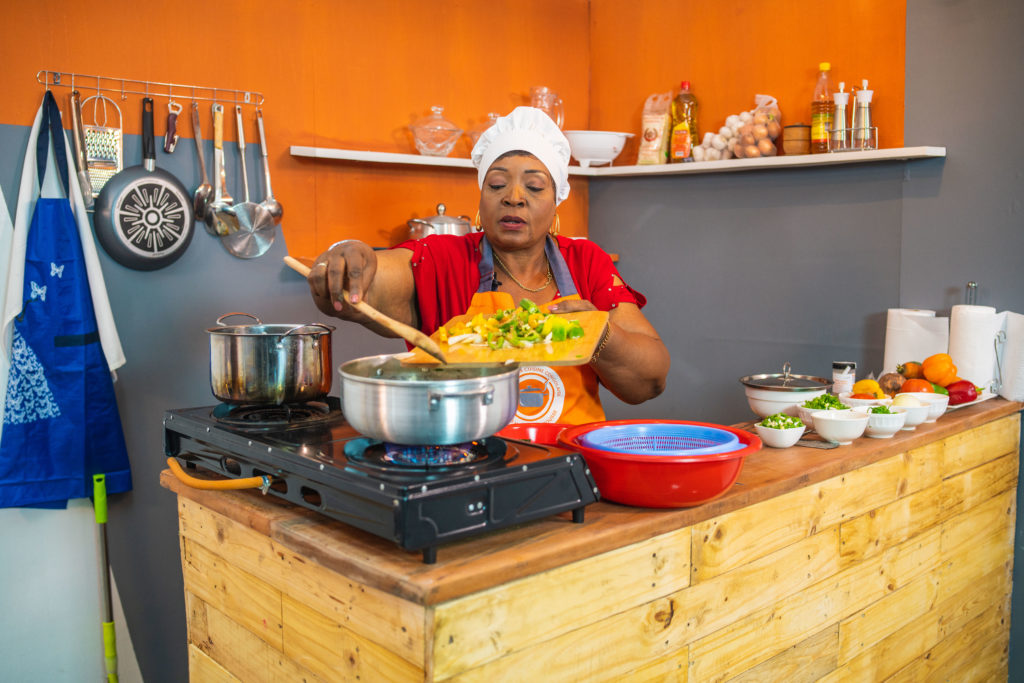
[546,299,597,313]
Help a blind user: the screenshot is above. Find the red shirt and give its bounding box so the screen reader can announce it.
[393,233,647,334]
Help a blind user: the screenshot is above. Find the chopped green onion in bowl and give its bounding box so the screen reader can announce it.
[802,394,850,411]
[757,413,805,430]
[869,405,895,414]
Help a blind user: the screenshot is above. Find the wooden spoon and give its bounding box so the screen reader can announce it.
[284,255,447,363]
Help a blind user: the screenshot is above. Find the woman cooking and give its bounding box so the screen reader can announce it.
[306,106,669,425]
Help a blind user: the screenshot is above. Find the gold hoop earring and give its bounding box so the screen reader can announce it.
[473,210,482,231]
[550,213,560,236]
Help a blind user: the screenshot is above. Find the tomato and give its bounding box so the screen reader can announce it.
[849,393,877,400]
[899,379,935,393]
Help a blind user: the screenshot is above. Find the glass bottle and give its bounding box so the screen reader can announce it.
[669,81,699,163]
[810,62,834,154]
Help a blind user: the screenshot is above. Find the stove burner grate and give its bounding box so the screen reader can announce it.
[345,437,507,472]
[382,442,484,466]
[211,400,332,427]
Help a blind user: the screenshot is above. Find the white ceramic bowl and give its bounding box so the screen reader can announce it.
[854,406,908,439]
[746,386,827,419]
[797,403,850,430]
[811,410,869,445]
[900,392,949,422]
[838,391,892,409]
[754,423,806,449]
[892,401,930,430]
[564,130,634,167]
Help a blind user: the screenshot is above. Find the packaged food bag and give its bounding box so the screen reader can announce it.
[637,92,672,165]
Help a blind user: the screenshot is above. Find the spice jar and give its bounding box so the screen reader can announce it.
[832,361,856,395]
[782,124,810,155]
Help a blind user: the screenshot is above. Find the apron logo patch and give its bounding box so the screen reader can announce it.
[50,263,64,278]
[3,328,62,425]
[515,366,566,423]
[30,281,46,302]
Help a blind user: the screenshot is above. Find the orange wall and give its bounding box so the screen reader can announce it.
[0,1,904,259]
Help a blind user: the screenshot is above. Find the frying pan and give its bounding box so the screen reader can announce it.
[94,97,195,270]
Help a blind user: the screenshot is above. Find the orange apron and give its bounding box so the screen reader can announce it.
[474,237,605,425]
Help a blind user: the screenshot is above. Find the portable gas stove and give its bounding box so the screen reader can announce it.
[163,399,599,563]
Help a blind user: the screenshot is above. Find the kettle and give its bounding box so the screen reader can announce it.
[407,203,473,239]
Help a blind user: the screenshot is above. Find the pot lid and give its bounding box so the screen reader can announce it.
[739,361,831,391]
[411,203,470,227]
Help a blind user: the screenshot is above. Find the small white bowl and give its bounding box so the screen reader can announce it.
[893,401,930,430]
[754,423,806,449]
[838,391,892,409]
[797,403,850,430]
[811,410,869,445]
[900,392,949,422]
[855,406,908,438]
[564,130,634,167]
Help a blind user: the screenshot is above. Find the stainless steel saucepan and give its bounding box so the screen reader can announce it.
[339,354,519,445]
[209,312,335,405]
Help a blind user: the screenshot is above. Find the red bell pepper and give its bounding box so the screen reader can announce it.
[946,380,978,406]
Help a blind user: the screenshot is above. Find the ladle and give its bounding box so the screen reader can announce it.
[283,255,446,363]
[190,102,215,232]
[220,106,275,259]
[256,109,283,225]
[209,104,235,237]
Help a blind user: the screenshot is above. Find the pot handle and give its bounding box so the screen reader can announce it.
[277,322,334,347]
[428,386,495,410]
[216,312,263,326]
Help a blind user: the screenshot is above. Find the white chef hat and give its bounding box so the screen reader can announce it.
[471,106,571,205]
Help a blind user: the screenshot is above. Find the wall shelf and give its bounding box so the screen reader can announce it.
[290,145,946,177]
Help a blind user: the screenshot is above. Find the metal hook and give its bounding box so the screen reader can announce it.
[121,79,126,101]
[993,330,1007,393]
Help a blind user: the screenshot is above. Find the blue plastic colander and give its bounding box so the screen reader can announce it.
[577,423,741,457]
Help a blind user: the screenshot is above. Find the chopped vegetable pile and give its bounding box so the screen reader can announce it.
[758,413,805,430]
[438,298,584,350]
[869,405,895,414]
[803,394,851,411]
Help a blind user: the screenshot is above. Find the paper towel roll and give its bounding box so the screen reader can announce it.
[949,305,1003,388]
[882,309,949,374]
[998,312,1024,401]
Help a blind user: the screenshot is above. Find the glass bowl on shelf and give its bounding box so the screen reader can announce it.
[409,106,463,157]
[468,112,500,148]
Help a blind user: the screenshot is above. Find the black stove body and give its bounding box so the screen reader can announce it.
[163,401,599,563]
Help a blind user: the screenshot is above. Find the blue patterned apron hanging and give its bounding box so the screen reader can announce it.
[0,91,132,508]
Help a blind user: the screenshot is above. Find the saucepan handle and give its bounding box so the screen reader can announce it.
[428,386,495,411]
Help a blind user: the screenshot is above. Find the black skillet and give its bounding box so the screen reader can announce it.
[94,97,195,270]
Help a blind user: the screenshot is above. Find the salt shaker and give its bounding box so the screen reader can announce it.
[853,79,874,149]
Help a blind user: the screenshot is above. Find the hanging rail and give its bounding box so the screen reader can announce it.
[36,69,265,106]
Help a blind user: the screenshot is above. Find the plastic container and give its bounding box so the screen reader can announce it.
[577,422,741,456]
[810,62,834,154]
[669,81,699,163]
[832,361,856,395]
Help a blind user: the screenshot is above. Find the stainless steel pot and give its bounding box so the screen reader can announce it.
[339,354,519,445]
[209,313,335,405]
[407,203,472,239]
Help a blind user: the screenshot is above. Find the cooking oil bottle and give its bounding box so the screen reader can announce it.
[810,62,834,154]
[669,81,698,162]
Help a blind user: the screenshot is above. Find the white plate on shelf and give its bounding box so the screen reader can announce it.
[945,387,997,411]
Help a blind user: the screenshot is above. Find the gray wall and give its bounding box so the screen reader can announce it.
[1,1,1021,680]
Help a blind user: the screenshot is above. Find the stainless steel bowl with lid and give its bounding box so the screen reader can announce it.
[740,362,832,418]
[407,203,473,239]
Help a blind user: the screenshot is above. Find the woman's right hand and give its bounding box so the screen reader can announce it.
[307,239,378,319]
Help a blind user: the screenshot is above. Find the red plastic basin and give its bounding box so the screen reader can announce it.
[558,419,761,508]
[496,422,572,447]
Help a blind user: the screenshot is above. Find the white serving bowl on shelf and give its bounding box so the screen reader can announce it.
[811,410,869,445]
[854,406,908,439]
[564,130,634,167]
[899,392,949,422]
[754,423,806,449]
[838,392,892,409]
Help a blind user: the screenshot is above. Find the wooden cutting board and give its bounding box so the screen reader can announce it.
[401,310,609,367]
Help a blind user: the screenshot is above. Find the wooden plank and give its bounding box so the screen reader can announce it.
[839,482,946,565]
[837,573,938,663]
[432,527,690,677]
[687,525,941,682]
[189,644,241,683]
[182,538,284,651]
[940,413,1019,478]
[938,489,1016,599]
[281,594,424,682]
[939,451,1018,518]
[617,650,688,682]
[403,309,609,367]
[437,529,840,682]
[178,497,426,668]
[728,625,838,683]
[885,600,1009,683]
[937,564,1012,639]
[692,454,909,581]
[903,440,944,495]
[186,591,325,683]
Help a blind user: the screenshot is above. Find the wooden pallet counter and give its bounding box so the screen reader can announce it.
[161,398,1021,682]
